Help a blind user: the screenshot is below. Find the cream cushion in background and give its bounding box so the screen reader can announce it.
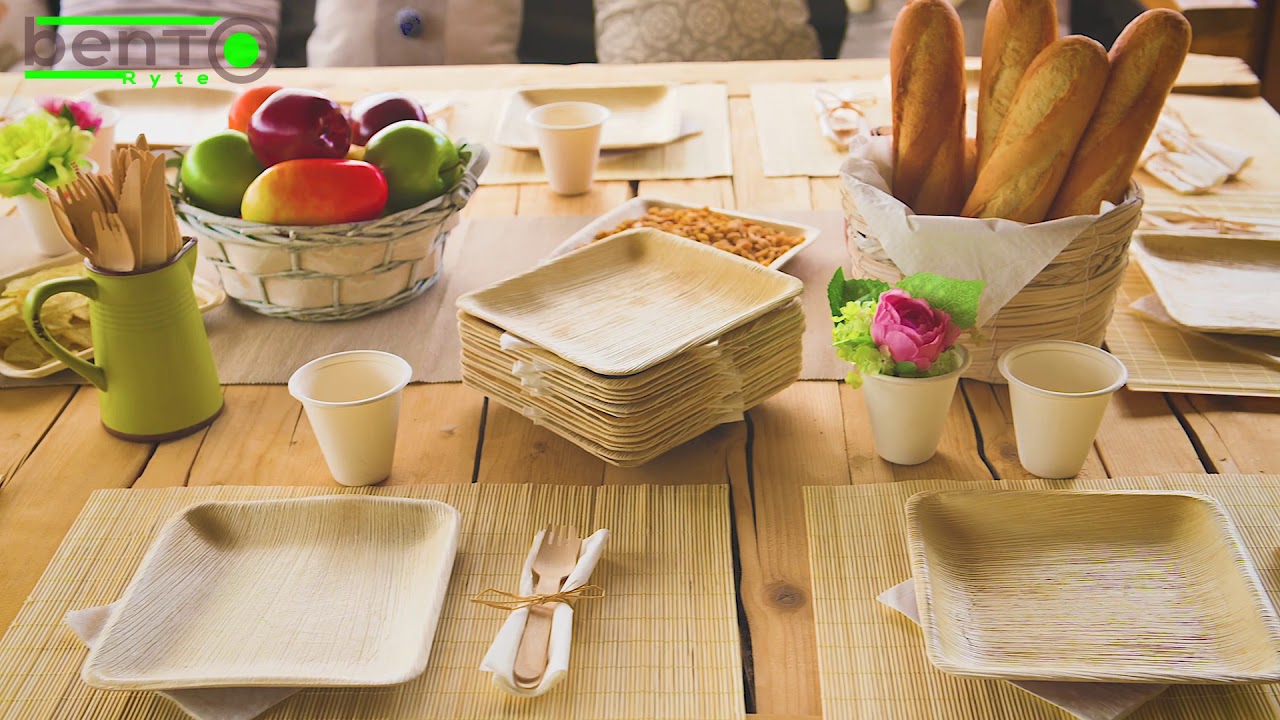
[307,0,522,66]
[52,0,280,69]
[594,0,821,63]
[1,0,52,70]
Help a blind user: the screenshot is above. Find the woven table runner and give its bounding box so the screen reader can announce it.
[446,85,733,185]
[804,474,1280,720]
[0,483,743,720]
[1106,262,1280,398]
[2,211,850,387]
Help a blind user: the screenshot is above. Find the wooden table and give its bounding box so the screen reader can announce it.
[2,59,1278,720]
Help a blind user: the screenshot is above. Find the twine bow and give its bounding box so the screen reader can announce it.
[471,585,605,611]
[815,89,879,148]
[1143,208,1263,235]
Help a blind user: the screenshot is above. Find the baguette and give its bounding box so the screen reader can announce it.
[1048,10,1192,218]
[977,0,1058,172]
[962,36,1109,223]
[890,0,966,216]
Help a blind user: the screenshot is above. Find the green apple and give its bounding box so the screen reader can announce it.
[363,121,461,213]
[180,130,263,216]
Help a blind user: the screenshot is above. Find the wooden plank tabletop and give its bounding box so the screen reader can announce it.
[1,59,1278,719]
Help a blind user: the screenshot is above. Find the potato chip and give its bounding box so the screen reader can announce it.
[0,263,91,370]
[3,336,50,368]
[62,325,93,349]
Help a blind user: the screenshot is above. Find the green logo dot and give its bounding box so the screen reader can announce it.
[223,32,260,69]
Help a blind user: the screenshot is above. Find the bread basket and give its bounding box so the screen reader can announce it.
[171,145,488,321]
[842,174,1144,383]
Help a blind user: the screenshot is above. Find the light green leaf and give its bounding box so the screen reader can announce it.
[828,267,890,319]
[895,273,984,329]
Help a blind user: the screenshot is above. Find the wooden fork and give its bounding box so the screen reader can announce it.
[512,525,581,687]
[91,211,135,272]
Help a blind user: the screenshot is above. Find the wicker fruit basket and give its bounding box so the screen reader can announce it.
[171,145,488,321]
[842,178,1144,383]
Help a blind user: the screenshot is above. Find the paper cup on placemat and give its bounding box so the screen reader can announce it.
[999,341,1127,479]
[527,102,609,195]
[289,351,412,486]
[860,346,970,466]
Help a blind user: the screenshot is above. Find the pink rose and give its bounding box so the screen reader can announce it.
[870,289,961,371]
[37,97,103,133]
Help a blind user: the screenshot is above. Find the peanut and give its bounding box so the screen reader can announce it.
[593,206,803,266]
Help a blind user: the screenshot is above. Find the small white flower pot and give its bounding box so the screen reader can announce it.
[15,193,71,256]
[859,345,971,465]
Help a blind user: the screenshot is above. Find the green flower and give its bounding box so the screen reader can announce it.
[0,112,94,198]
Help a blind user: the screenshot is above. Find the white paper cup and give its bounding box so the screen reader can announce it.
[288,350,412,487]
[860,345,970,465]
[999,341,1128,479]
[527,102,609,196]
[83,105,119,173]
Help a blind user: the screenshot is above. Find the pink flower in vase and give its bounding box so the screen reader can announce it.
[37,97,103,134]
[870,289,960,371]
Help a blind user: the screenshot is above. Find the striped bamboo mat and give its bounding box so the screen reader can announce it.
[805,474,1280,720]
[0,484,744,720]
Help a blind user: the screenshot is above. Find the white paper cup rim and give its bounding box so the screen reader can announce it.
[859,344,971,386]
[998,340,1127,398]
[288,350,412,408]
[526,101,610,131]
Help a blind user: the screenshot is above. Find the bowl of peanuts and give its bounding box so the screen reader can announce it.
[549,197,819,270]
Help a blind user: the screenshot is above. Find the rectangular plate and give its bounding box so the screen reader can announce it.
[1134,233,1279,336]
[548,196,818,270]
[906,489,1280,684]
[85,86,238,148]
[0,256,226,379]
[82,496,461,690]
[495,84,683,151]
[457,228,802,376]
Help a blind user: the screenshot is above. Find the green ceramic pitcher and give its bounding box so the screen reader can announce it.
[23,240,224,441]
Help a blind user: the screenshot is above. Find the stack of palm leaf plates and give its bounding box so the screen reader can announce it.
[456,228,805,466]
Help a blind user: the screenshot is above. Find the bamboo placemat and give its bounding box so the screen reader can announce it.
[1106,262,1280,397]
[0,483,743,720]
[448,85,733,185]
[804,474,1280,720]
[749,81,890,178]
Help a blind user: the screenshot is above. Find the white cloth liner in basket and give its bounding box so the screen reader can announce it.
[840,135,1144,383]
[172,144,489,321]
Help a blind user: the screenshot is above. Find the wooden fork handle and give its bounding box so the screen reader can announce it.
[513,603,556,686]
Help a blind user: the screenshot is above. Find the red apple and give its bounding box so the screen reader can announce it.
[350,92,428,146]
[247,88,351,166]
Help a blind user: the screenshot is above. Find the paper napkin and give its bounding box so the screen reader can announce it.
[840,134,1132,326]
[1140,108,1253,195]
[878,579,1167,720]
[480,528,610,697]
[65,604,296,720]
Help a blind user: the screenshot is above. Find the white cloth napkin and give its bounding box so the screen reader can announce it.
[840,134,1128,326]
[480,528,610,697]
[1140,109,1253,195]
[65,604,297,720]
[878,580,1167,720]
